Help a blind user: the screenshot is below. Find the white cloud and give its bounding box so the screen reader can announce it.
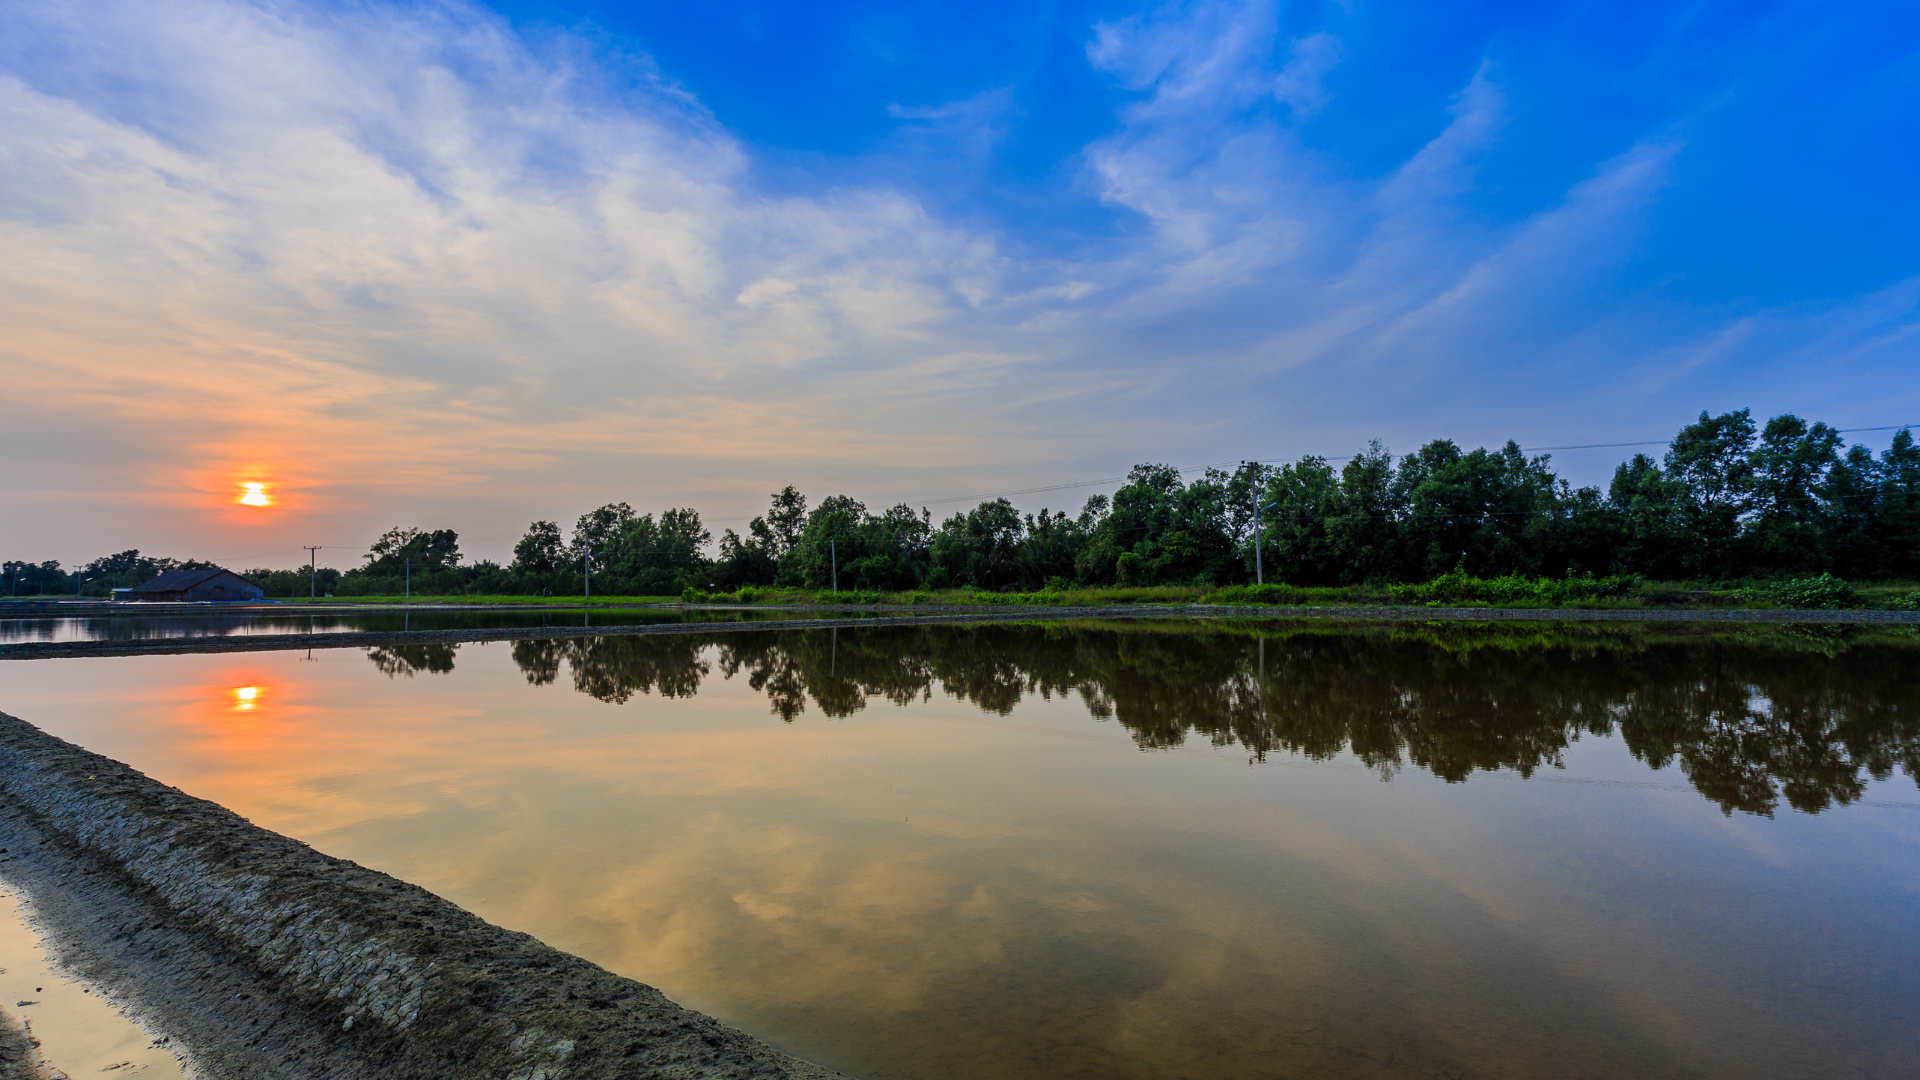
[1272,32,1343,116]
[0,0,1905,560]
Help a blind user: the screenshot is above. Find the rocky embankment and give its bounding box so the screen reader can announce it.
[3,603,1917,662]
[0,710,845,1080]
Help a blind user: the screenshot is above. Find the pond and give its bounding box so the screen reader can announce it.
[0,605,858,644]
[3,620,1917,1079]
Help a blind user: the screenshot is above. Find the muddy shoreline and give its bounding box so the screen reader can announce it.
[0,1007,50,1080]
[0,710,846,1080]
[3,603,1915,661]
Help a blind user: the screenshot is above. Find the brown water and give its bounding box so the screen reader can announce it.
[3,621,1917,1079]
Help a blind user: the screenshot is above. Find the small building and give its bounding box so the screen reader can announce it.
[131,568,265,603]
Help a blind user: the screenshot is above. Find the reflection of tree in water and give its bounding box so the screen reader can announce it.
[510,637,710,704]
[499,623,1920,816]
[366,643,457,677]
[715,629,937,721]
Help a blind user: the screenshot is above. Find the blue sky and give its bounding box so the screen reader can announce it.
[490,0,1919,298]
[0,0,1915,562]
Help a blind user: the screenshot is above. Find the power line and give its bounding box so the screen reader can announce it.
[33,422,1918,567]
[890,423,1919,513]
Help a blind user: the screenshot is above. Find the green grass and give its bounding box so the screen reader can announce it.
[268,578,1920,611]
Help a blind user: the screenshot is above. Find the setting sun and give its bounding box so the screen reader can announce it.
[232,685,263,710]
[238,482,271,507]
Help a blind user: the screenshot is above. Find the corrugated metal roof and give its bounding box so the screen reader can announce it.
[131,568,251,593]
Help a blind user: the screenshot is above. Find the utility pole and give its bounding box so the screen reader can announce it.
[303,546,321,599]
[583,551,593,601]
[405,558,411,601]
[1254,501,1277,585]
[831,537,838,594]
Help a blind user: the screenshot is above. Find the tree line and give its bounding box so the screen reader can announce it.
[1,550,219,598]
[373,408,1920,595]
[5,409,1915,599]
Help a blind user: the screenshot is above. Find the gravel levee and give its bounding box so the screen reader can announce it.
[2,604,1915,662]
[0,710,846,1080]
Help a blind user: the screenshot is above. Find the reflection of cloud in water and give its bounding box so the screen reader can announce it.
[8,625,1914,1080]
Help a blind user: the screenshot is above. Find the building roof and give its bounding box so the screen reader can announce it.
[132,568,256,594]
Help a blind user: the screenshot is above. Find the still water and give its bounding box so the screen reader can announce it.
[0,606,850,644]
[3,620,1918,1079]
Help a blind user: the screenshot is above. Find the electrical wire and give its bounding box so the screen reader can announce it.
[27,422,1918,570]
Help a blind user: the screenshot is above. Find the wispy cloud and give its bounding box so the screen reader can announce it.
[0,0,1910,560]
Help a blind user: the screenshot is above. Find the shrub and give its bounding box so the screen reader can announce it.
[1389,570,1642,607]
[1015,590,1063,605]
[1755,574,1858,610]
[1891,591,1920,611]
[1204,583,1306,605]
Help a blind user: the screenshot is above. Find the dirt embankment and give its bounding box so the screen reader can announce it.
[3,604,1917,662]
[0,710,846,1080]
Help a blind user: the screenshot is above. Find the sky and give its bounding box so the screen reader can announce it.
[1,0,1916,569]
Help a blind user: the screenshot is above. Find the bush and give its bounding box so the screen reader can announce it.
[966,590,1064,605]
[1388,569,1642,607]
[1205,583,1307,605]
[1891,591,1920,611]
[1749,574,1858,609]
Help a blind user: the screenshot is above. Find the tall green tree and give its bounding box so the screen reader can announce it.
[763,486,809,559]
[1746,414,1842,571]
[1873,428,1920,579]
[786,495,868,587]
[1257,456,1340,584]
[511,521,565,573]
[365,527,461,574]
[570,504,635,563]
[610,508,712,592]
[1663,409,1757,576]
[930,498,1027,590]
[1608,453,1685,577]
[1323,442,1400,584]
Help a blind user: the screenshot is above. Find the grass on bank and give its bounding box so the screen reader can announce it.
[274,574,1920,611]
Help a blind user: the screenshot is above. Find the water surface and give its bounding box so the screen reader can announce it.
[2,621,1916,1079]
[0,606,847,644]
